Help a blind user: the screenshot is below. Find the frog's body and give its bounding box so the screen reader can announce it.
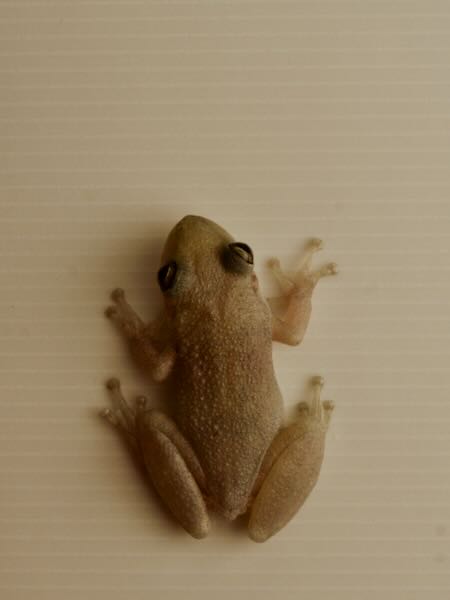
[102,215,337,541]
[175,305,283,519]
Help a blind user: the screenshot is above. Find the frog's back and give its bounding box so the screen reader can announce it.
[157,214,283,518]
[173,306,283,520]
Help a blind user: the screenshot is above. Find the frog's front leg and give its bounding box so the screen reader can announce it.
[248,376,334,542]
[101,379,210,539]
[105,288,175,382]
[267,239,337,346]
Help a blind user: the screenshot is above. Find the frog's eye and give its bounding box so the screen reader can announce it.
[158,261,178,292]
[229,242,254,265]
[222,242,254,274]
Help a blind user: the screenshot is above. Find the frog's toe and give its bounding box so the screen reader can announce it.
[324,262,338,276]
[136,395,151,411]
[311,375,324,387]
[322,400,335,426]
[308,237,324,251]
[105,305,118,319]
[111,287,125,301]
[267,257,281,269]
[100,407,119,425]
[297,401,309,415]
[248,523,272,543]
[106,377,120,390]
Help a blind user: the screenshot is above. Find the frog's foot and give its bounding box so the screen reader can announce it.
[299,375,335,428]
[267,239,337,346]
[100,377,146,451]
[248,376,334,543]
[105,288,144,338]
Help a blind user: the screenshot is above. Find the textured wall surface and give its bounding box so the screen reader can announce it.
[1,1,450,598]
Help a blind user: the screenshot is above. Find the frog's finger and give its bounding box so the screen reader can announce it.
[295,237,324,273]
[111,288,145,328]
[267,258,296,294]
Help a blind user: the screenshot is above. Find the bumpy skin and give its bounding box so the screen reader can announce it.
[102,215,337,542]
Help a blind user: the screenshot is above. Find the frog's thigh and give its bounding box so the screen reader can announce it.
[137,410,210,540]
[248,429,324,542]
[248,378,333,543]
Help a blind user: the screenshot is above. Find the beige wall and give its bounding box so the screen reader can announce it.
[1,1,449,598]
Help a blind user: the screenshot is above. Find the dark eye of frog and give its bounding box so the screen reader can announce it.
[157,261,178,292]
[229,242,254,265]
[221,242,254,274]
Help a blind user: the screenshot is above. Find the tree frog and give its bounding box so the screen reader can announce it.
[101,215,337,542]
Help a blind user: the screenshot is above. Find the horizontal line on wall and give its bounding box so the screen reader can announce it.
[0,568,448,577]
[2,183,449,189]
[2,60,450,72]
[2,44,450,52]
[0,552,440,561]
[2,80,450,88]
[2,148,450,155]
[2,0,450,6]
[2,114,450,122]
[2,62,450,69]
[0,588,447,594]
[3,132,448,139]
[3,165,450,172]
[3,98,450,105]
[4,13,450,21]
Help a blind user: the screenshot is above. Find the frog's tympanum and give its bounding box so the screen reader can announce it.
[102,215,337,542]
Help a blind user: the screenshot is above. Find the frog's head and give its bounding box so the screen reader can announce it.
[158,215,256,306]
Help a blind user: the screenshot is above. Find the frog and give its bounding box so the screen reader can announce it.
[101,215,337,542]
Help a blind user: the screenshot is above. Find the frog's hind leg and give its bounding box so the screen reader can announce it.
[101,379,210,540]
[248,376,334,543]
[267,239,337,346]
[135,408,210,539]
